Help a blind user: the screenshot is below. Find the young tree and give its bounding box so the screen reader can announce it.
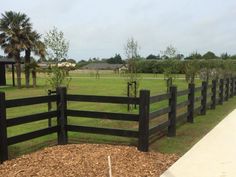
[124,38,141,105]
[162,60,180,92]
[163,45,177,59]
[44,27,71,89]
[44,27,69,62]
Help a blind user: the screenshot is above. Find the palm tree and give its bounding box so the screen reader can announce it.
[24,30,45,88]
[0,11,32,88]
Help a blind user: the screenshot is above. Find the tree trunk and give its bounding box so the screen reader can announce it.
[15,53,21,89]
[32,70,36,88]
[25,49,31,88]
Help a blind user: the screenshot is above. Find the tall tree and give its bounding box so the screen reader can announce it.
[24,30,45,88]
[0,11,32,88]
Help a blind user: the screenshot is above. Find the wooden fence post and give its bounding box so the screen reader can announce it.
[230,77,234,98]
[0,92,8,163]
[168,86,177,137]
[56,87,68,145]
[201,81,207,115]
[225,78,229,101]
[48,90,52,127]
[138,90,150,152]
[211,80,217,109]
[187,83,195,123]
[219,79,224,105]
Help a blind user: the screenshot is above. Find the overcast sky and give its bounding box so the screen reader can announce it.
[0,0,236,60]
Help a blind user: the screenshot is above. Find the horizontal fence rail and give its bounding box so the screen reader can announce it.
[176,100,189,109]
[177,89,189,96]
[67,94,139,104]
[6,111,57,127]
[67,110,139,121]
[6,95,57,108]
[149,107,171,120]
[7,126,59,146]
[150,93,170,104]
[149,120,170,136]
[67,125,139,138]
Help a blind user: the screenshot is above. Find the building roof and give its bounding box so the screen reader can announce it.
[82,63,124,70]
[0,58,16,64]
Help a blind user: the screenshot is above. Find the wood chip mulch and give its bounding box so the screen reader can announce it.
[0,144,179,177]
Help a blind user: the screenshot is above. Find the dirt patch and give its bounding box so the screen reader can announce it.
[0,144,178,177]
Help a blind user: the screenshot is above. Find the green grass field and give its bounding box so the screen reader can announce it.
[0,71,234,158]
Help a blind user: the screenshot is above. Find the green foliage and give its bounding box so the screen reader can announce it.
[146,54,161,60]
[44,27,69,62]
[185,52,202,60]
[202,51,218,60]
[46,66,71,90]
[221,53,230,60]
[107,54,123,64]
[184,60,200,84]
[163,45,177,59]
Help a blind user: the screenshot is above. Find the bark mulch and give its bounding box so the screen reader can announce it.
[0,144,178,177]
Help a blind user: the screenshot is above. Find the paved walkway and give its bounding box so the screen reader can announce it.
[161,109,236,177]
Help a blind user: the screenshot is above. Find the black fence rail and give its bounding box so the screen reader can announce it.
[1,77,236,163]
[0,93,58,163]
[147,78,236,148]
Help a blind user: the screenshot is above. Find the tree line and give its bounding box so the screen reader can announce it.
[0,11,70,89]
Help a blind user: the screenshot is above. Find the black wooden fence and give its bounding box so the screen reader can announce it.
[0,78,236,163]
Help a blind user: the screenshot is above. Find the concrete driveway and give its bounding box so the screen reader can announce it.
[161,109,236,177]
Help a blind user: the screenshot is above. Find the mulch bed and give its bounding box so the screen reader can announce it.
[0,144,178,177]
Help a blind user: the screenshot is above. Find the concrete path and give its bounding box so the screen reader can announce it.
[161,109,236,177]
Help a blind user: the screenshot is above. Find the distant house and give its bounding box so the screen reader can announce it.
[81,63,126,72]
[38,61,76,69]
[58,62,76,68]
[37,62,48,69]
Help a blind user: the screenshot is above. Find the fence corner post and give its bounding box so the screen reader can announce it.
[0,92,8,163]
[187,83,195,123]
[168,86,177,137]
[138,90,150,152]
[201,81,207,115]
[56,87,68,145]
[211,80,217,109]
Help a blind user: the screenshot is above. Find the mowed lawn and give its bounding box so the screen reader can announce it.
[1,71,233,158]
